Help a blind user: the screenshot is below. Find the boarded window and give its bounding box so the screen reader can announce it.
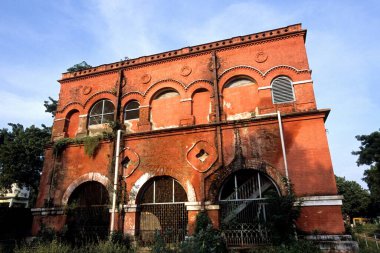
[271,76,294,103]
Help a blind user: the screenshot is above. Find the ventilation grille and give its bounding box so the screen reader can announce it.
[272,77,294,103]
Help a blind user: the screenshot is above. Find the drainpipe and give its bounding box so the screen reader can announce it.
[277,111,289,180]
[110,129,122,234]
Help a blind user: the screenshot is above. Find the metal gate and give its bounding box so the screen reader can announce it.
[137,176,188,245]
[139,203,187,244]
[219,170,278,247]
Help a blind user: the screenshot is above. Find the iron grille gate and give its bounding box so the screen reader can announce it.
[138,203,187,245]
[219,171,278,247]
[220,200,270,246]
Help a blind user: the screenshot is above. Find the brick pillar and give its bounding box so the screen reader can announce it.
[52,118,66,140]
[205,202,220,229]
[185,202,202,235]
[123,204,138,236]
[138,105,151,131]
[179,98,195,126]
[76,114,88,137]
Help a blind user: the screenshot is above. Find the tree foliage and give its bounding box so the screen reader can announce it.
[43,97,58,117]
[335,175,370,218]
[0,123,51,191]
[66,61,92,73]
[352,130,380,215]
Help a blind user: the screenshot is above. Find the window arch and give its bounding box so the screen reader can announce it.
[88,99,115,125]
[271,76,295,104]
[139,176,187,204]
[222,76,257,120]
[124,100,139,120]
[64,109,79,138]
[224,76,255,89]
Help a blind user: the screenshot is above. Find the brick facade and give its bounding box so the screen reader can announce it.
[32,24,345,241]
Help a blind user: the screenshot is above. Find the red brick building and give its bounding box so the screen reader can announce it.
[32,24,345,246]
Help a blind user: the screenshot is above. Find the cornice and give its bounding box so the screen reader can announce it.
[59,24,305,82]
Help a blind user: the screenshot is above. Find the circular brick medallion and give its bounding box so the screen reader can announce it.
[141,74,151,84]
[82,86,92,95]
[255,51,268,63]
[180,66,192,76]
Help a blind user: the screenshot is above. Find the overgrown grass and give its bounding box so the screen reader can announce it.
[15,240,135,253]
[247,240,321,253]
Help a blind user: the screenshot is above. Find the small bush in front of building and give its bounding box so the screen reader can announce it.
[248,240,321,253]
[180,211,227,253]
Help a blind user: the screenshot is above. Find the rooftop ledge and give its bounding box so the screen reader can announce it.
[61,23,305,81]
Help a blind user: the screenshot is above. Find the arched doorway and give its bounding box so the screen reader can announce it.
[66,181,110,244]
[137,176,188,244]
[219,170,279,246]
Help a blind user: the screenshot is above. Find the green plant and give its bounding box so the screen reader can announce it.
[53,135,106,157]
[83,136,100,157]
[53,138,73,155]
[67,61,92,73]
[266,178,301,245]
[110,231,132,249]
[180,211,227,253]
[15,240,72,253]
[151,230,171,253]
[248,240,321,253]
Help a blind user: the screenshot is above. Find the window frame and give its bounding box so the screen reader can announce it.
[124,100,140,121]
[88,99,115,126]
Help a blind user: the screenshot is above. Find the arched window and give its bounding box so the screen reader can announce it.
[138,176,188,243]
[124,100,139,120]
[150,89,181,129]
[64,109,79,138]
[88,99,115,125]
[222,76,257,120]
[271,76,294,103]
[224,77,254,89]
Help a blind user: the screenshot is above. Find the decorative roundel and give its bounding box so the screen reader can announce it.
[121,147,140,178]
[141,74,151,84]
[180,66,192,76]
[186,140,217,173]
[255,51,268,63]
[82,86,92,95]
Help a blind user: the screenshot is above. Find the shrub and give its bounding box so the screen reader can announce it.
[248,240,321,253]
[180,211,227,253]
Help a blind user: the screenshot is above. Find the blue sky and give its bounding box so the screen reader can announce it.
[0,0,379,188]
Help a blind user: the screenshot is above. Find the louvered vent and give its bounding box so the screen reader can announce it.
[272,76,294,103]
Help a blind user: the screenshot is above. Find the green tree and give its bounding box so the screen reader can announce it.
[0,123,51,197]
[352,130,380,215]
[43,97,58,117]
[335,176,370,219]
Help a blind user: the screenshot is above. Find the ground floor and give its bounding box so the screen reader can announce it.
[32,169,344,248]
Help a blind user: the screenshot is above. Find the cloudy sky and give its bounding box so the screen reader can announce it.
[0,0,379,187]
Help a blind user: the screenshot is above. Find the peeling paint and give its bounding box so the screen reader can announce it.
[226,112,252,121]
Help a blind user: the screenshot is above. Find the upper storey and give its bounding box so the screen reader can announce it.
[53,24,317,139]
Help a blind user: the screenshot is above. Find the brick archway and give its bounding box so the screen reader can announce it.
[128,173,197,205]
[62,172,111,206]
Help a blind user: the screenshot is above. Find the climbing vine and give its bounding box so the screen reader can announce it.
[53,132,114,157]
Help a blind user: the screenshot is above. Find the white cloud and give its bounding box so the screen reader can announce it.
[0,91,53,128]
